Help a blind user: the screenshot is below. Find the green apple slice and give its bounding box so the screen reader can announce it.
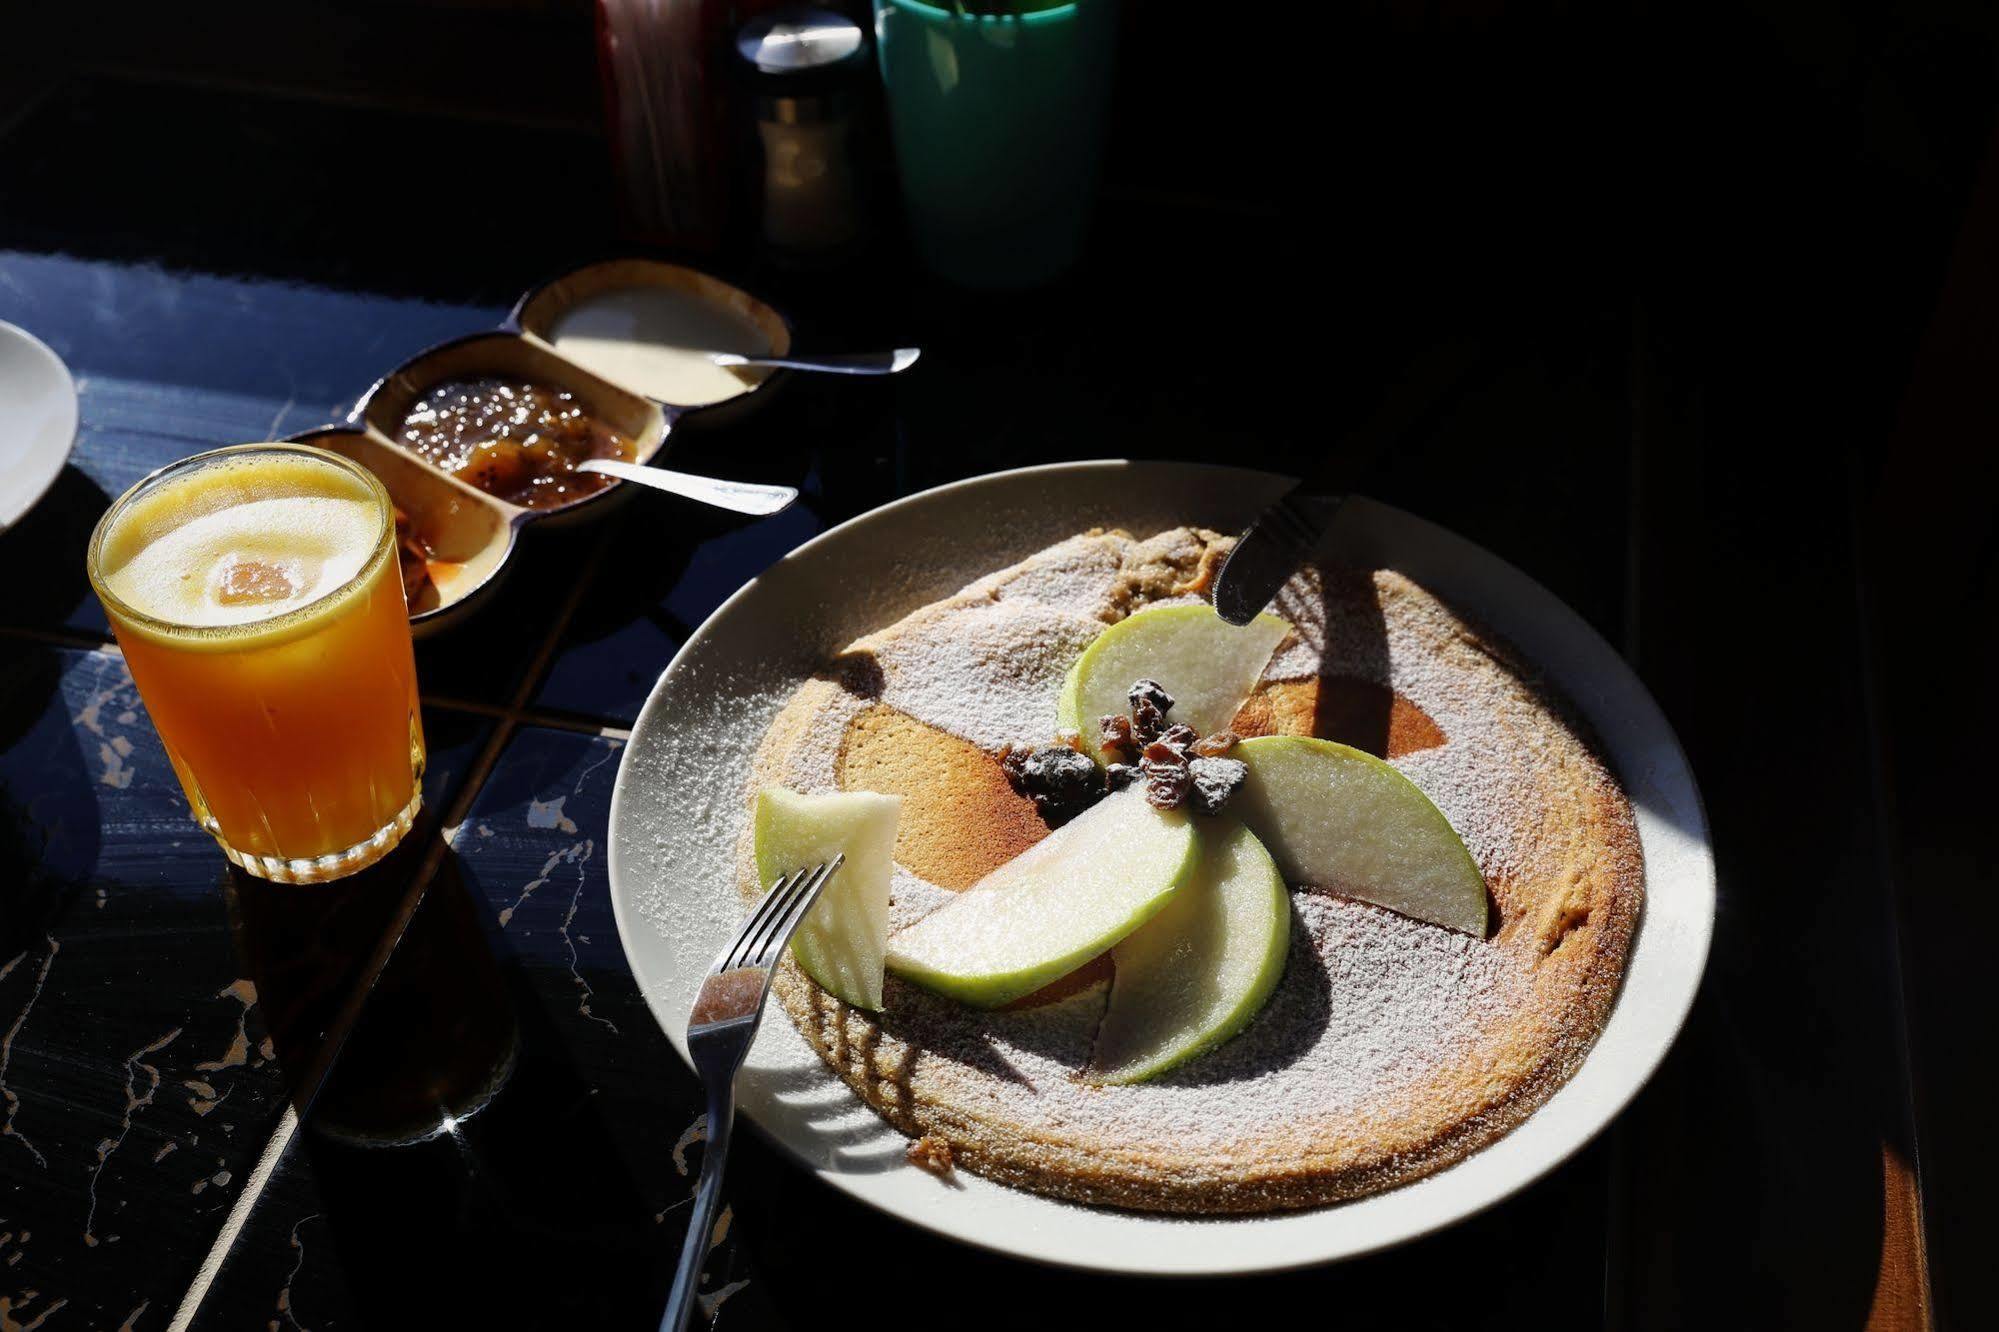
[1057,604,1291,750]
[753,787,903,1011]
[1231,736,1487,935]
[1090,817,1291,1085]
[885,788,1199,1008]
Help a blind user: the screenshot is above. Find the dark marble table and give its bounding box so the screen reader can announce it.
[0,28,1976,1328]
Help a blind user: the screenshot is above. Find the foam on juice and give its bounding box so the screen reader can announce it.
[98,455,384,630]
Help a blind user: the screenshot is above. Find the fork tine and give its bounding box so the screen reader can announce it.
[750,855,843,969]
[730,867,802,960]
[740,855,837,970]
[723,866,809,971]
[734,862,824,970]
[732,867,810,971]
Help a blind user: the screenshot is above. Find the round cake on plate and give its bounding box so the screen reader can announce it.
[741,526,1642,1214]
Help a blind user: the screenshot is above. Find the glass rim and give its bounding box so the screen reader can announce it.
[86,442,398,647]
[884,0,1079,25]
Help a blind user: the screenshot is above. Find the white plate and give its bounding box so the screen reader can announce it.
[607,461,1713,1276]
[0,321,79,532]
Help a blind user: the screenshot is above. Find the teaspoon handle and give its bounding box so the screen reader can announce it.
[575,460,798,517]
[711,348,920,376]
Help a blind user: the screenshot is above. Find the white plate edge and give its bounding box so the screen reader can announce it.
[0,320,80,532]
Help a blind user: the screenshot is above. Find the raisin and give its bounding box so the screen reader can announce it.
[1186,756,1249,815]
[1129,678,1176,717]
[1142,756,1192,810]
[1144,772,1190,810]
[1191,729,1240,757]
[1021,745,1098,792]
[1099,712,1137,756]
[1131,695,1167,744]
[1105,762,1140,791]
[1056,728,1085,752]
[1156,723,1199,755]
[1033,794,1076,824]
[1011,744,1107,826]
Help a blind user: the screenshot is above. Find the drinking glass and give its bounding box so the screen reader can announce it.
[874,0,1117,288]
[87,444,426,882]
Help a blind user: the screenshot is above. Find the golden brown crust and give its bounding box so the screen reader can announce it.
[835,704,1045,891]
[742,529,1645,1214]
[1230,676,1449,759]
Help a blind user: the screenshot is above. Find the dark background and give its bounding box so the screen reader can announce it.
[1,0,1992,1327]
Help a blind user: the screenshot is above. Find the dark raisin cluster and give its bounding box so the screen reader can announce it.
[1127,677,1175,743]
[1000,738,1104,826]
[1006,678,1251,825]
[1096,679,1245,815]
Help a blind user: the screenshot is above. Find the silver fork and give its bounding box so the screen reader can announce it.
[659,856,843,1332]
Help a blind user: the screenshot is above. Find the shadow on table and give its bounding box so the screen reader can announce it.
[1604,927,1904,1328]
[0,640,99,946]
[218,842,691,1325]
[225,849,521,1140]
[0,465,110,636]
[728,1131,1627,1330]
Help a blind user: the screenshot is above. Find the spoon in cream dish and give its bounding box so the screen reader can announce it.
[711,348,920,376]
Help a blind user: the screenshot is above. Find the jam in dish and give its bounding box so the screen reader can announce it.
[396,376,639,510]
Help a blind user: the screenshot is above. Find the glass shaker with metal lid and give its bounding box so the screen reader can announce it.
[736,7,870,264]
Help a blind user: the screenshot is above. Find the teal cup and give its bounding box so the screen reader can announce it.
[874,0,1117,288]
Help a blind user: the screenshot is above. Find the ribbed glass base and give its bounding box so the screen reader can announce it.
[215,786,422,883]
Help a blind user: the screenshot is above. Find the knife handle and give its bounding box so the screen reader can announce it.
[1300,339,1484,499]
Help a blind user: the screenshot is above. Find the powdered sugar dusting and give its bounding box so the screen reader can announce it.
[1269,566,1384,681]
[977,533,1129,613]
[872,599,1106,751]
[888,864,951,932]
[872,891,1519,1152]
[1315,571,1563,883]
[630,525,1640,1210]
[799,545,1554,1124]
[626,670,796,952]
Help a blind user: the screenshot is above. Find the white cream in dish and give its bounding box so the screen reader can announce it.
[548,287,772,408]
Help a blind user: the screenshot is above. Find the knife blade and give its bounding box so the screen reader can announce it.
[1209,341,1482,624]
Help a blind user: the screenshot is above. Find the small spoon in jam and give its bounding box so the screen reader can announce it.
[573,459,798,516]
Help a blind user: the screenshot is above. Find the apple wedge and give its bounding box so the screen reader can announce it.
[1057,604,1291,749]
[753,787,903,1011]
[885,788,1199,1008]
[1090,817,1292,1085]
[1232,736,1488,936]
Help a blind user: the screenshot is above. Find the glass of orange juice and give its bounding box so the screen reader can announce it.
[86,443,425,882]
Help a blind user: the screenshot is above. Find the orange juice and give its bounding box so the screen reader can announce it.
[87,444,424,881]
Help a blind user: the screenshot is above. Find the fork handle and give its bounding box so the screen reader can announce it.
[661,1084,736,1332]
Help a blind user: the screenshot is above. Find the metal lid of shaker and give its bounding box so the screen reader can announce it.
[736,8,866,76]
